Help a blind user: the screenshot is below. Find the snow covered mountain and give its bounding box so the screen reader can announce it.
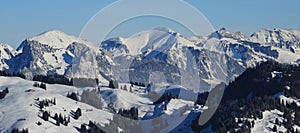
[101,27,300,92]
[0,43,15,71]
[0,76,113,132]
[0,28,300,133]
[8,30,113,82]
[250,28,300,54]
[0,27,299,91]
[102,28,238,91]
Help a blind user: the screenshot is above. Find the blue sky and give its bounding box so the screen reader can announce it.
[1,0,299,48]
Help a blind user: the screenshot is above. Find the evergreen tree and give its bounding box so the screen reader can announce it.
[74,108,82,120]
[56,116,60,126]
[275,118,280,125]
[4,87,8,93]
[76,108,82,116]
[67,92,79,101]
[0,88,9,99]
[33,82,40,88]
[124,85,127,91]
[22,128,29,133]
[12,128,18,133]
[42,111,49,121]
[54,113,60,126]
[59,113,63,124]
[40,83,46,90]
[251,120,255,127]
[272,125,277,132]
[39,101,44,110]
[63,117,68,126]
[37,121,42,126]
[53,97,56,105]
[109,80,119,89]
[81,124,87,133]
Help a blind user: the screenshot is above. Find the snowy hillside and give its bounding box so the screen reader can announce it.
[0,76,113,133]
[0,76,202,133]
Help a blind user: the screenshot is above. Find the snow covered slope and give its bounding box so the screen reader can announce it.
[251,110,299,133]
[0,76,201,133]
[0,76,113,133]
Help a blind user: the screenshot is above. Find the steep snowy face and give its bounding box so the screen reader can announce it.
[10,39,72,79]
[100,38,130,57]
[250,28,300,53]
[10,30,112,81]
[66,42,112,82]
[0,43,15,70]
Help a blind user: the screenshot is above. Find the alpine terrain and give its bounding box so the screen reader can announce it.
[0,28,299,133]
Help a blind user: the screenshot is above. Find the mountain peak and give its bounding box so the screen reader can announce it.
[37,29,66,35]
[152,27,175,33]
[27,30,79,48]
[208,28,230,39]
[208,28,247,40]
[0,43,12,48]
[250,28,300,53]
[219,27,227,32]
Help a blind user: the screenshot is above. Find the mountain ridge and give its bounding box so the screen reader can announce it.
[1,28,300,88]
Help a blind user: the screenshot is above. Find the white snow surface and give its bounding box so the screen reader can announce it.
[0,76,113,133]
[27,30,93,49]
[0,77,200,133]
[251,110,287,133]
[106,28,195,57]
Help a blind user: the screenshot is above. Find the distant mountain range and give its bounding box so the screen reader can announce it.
[2,27,300,91]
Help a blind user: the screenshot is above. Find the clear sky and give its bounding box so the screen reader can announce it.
[1,0,299,48]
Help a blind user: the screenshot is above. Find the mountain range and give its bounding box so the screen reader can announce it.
[0,27,300,132]
[1,27,300,91]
